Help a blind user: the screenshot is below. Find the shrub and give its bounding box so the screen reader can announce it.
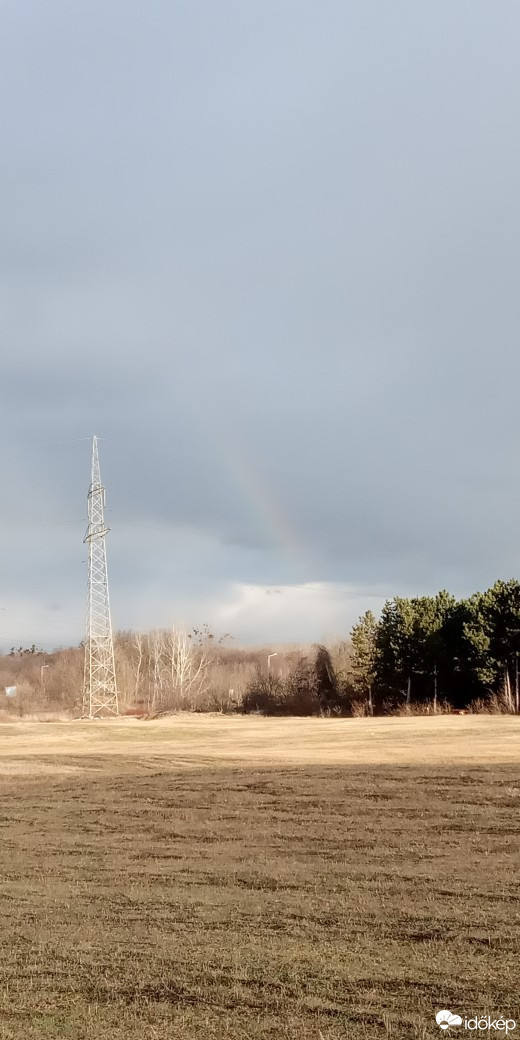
[241,675,286,714]
[469,692,514,714]
[242,648,348,716]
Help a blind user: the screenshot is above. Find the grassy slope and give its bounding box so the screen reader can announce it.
[0,718,519,1038]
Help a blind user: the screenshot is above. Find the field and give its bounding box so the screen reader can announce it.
[0,715,519,1039]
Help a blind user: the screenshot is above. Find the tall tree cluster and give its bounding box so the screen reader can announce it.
[350,580,520,713]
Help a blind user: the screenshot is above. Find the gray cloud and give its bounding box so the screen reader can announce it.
[1,1,520,646]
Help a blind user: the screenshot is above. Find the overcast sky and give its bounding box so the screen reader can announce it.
[1,1,520,649]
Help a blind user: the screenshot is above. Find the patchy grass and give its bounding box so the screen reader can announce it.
[0,718,519,1037]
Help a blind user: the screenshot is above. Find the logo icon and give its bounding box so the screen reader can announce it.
[436,1010,463,1031]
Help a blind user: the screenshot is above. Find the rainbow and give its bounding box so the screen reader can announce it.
[209,421,308,577]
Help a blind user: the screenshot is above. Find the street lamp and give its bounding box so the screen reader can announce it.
[41,664,50,690]
[267,652,278,674]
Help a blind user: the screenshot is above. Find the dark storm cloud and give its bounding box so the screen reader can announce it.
[1,1,520,643]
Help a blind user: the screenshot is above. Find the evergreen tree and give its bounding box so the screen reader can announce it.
[375,597,417,705]
[350,610,378,714]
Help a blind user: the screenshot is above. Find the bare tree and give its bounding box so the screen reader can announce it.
[132,630,145,700]
[162,627,210,709]
[148,629,165,712]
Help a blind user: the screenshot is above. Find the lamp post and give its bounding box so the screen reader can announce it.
[41,664,50,691]
[267,652,278,674]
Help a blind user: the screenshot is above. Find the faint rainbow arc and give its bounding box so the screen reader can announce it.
[209,423,304,568]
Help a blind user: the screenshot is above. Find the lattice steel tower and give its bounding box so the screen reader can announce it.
[83,436,118,717]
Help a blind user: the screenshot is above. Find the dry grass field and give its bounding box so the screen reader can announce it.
[0,715,519,1039]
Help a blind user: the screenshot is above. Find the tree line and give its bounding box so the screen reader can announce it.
[349,579,520,714]
[2,578,520,717]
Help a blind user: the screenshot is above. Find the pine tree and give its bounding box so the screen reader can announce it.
[350,610,378,715]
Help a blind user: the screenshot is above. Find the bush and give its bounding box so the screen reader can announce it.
[241,675,287,714]
[350,699,370,717]
[282,658,323,714]
[2,682,42,717]
[469,692,514,714]
[242,648,352,716]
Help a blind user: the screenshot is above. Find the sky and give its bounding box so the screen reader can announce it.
[1,1,520,649]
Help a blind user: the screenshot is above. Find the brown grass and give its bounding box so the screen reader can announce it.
[0,714,519,769]
[0,717,518,1037]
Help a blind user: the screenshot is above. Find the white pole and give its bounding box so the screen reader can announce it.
[267,652,278,674]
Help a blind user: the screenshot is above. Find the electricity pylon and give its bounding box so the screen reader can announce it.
[83,435,118,717]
